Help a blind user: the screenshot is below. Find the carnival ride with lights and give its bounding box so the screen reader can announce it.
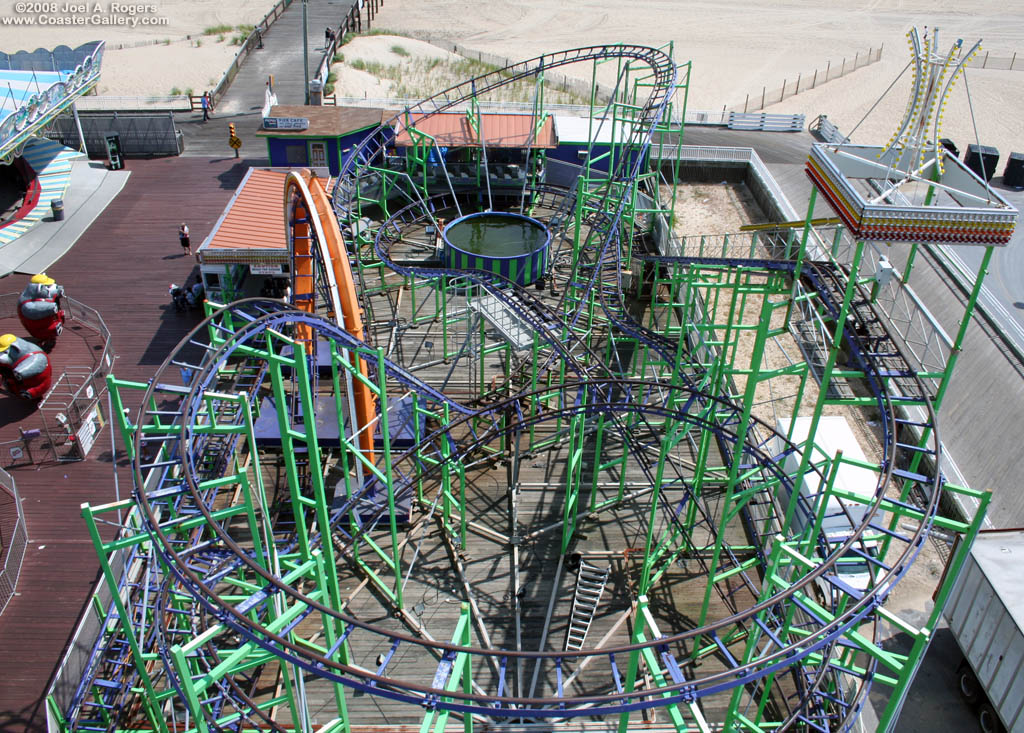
[57,33,1010,732]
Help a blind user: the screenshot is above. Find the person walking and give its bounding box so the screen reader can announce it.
[178,222,191,256]
[201,92,211,122]
[325,26,332,47]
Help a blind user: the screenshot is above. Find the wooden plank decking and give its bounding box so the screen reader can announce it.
[0,157,247,732]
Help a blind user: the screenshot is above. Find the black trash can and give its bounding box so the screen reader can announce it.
[51,199,64,221]
[964,144,1000,182]
[1003,152,1024,188]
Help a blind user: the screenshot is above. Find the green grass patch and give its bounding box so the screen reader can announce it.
[203,23,234,35]
[331,31,592,105]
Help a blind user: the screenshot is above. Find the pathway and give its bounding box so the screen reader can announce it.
[176,0,354,157]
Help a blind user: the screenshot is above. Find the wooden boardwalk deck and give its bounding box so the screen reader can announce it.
[0,157,247,732]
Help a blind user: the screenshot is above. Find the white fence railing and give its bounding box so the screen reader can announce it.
[74,95,191,112]
[0,466,27,616]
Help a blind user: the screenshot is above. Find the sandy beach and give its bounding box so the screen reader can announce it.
[362,0,1024,157]
[2,0,1022,153]
[1,0,275,97]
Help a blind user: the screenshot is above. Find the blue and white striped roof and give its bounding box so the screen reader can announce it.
[0,70,71,127]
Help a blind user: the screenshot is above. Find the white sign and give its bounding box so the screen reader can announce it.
[263,116,309,131]
[76,405,103,457]
[250,264,284,275]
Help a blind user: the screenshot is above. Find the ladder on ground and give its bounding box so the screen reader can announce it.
[564,561,610,652]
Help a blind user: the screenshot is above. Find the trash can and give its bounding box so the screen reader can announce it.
[51,199,64,221]
[309,78,323,106]
[104,132,124,171]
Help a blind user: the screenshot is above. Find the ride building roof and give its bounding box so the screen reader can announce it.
[392,112,556,148]
[199,168,300,264]
[553,116,643,146]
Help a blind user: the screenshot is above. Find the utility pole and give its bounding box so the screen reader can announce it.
[302,0,310,104]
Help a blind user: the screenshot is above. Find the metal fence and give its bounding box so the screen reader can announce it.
[0,467,28,616]
[652,145,799,222]
[64,296,116,383]
[0,293,115,463]
[45,111,183,157]
[36,296,114,463]
[46,505,138,723]
[808,114,848,144]
[74,95,192,112]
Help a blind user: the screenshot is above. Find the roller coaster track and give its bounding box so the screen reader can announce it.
[69,44,953,733]
[100,300,941,727]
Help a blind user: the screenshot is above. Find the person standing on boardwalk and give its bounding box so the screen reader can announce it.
[325,26,332,47]
[201,92,211,122]
[178,222,191,256]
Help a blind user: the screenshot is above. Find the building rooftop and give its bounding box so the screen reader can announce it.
[393,111,557,148]
[198,168,293,263]
[257,105,384,137]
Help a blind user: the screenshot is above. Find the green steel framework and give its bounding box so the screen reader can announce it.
[50,41,1003,733]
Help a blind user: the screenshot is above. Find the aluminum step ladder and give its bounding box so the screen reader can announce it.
[564,560,610,652]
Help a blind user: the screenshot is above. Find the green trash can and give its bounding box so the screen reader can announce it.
[51,199,64,221]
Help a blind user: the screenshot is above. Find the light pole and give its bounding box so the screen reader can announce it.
[302,0,309,104]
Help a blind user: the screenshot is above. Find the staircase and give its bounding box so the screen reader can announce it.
[564,560,610,652]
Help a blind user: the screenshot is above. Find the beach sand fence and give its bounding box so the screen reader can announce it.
[964,51,1024,70]
[739,46,883,112]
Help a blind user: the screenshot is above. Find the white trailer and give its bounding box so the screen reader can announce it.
[944,529,1024,733]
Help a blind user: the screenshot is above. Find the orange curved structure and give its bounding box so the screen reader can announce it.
[285,171,376,466]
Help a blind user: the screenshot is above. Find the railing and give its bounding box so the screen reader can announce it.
[0,467,28,616]
[727,112,805,132]
[313,0,385,95]
[47,504,139,725]
[73,95,191,112]
[36,296,115,463]
[45,111,183,157]
[64,296,115,382]
[324,95,627,117]
[651,144,800,221]
[808,114,848,144]
[209,0,294,109]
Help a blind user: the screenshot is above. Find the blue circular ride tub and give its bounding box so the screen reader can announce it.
[442,212,551,287]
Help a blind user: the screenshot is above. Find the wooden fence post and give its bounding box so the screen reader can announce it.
[761,86,766,109]
[854,51,859,69]
[983,51,989,68]
[781,78,786,102]
[812,68,817,88]
[796,72,801,93]
[744,93,749,113]
[1011,52,1016,70]
[826,59,831,81]
[841,57,845,75]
